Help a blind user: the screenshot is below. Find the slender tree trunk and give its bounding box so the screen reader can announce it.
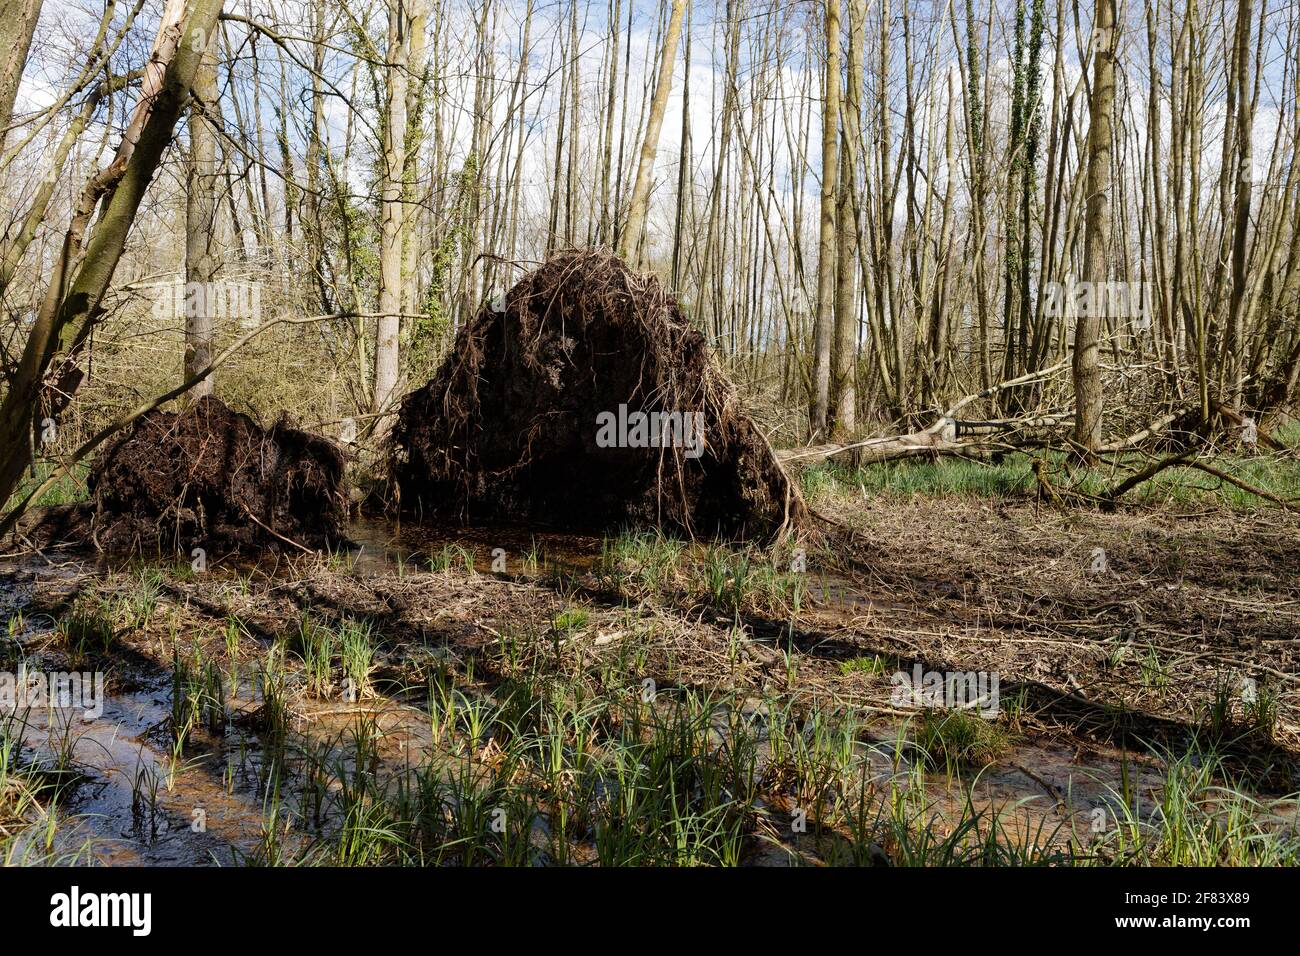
[372,0,411,436]
[184,40,219,399]
[831,0,863,437]
[671,0,692,287]
[303,0,330,312]
[619,0,687,265]
[0,0,43,152]
[810,0,840,438]
[401,0,431,318]
[598,0,622,245]
[1225,0,1254,412]
[1072,0,1116,455]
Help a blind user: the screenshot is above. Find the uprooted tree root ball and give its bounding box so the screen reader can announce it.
[388,251,806,541]
[86,396,347,554]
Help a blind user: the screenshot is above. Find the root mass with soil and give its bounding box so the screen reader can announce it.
[86,395,347,553]
[388,251,805,540]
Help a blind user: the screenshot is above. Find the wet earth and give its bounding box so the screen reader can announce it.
[2,501,1298,865]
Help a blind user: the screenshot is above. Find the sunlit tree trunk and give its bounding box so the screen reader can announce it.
[831,0,863,438]
[1072,0,1117,455]
[372,0,412,436]
[620,0,686,265]
[810,0,840,438]
[184,40,219,399]
[0,0,43,151]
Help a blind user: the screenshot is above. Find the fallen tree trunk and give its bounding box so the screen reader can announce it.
[779,423,972,466]
[778,360,1073,467]
[1099,448,1300,512]
[775,362,1289,469]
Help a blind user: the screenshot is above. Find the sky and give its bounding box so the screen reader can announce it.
[8,0,1296,262]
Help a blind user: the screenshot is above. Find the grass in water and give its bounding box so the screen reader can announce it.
[913,709,1009,771]
[429,543,475,574]
[1,710,98,864]
[232,673,1300,867]
[337,617,378,699]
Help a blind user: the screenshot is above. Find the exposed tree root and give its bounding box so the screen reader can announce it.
[387,251,807,542]
[87,396,347,553]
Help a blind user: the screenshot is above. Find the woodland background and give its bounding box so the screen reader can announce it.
[1,0,1297,519]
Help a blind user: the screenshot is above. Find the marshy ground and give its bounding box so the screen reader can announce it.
[3,453,1300,866]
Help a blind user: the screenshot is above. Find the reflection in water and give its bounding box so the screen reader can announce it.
[3,516,1284,865]
[343,515,602,576]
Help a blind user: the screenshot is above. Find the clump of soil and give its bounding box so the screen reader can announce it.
[388,251,805,540]
[86,396,346,553]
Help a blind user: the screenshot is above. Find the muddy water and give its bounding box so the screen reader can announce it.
[15,680,269,864]
[0,519,1273,865]
[336,521,1193,845]
[1,538,492,864]
[344,515,602,575]
[0,521,582,866]
[864,728,1169,836]
[2,567,269,863]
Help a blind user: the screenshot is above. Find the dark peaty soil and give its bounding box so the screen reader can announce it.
[387,251,804,541]
[85,396,347,554]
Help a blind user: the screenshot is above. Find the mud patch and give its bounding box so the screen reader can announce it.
[2,503,96,554]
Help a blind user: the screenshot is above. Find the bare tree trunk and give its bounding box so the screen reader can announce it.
[1224,0,1254,412]
[619,0,686,265]
[401,0,431,318]
[671,0,692,287]
[1072,0,1116,455]
[0,0,43,151]
[832,0,863,438]
[184,40,219,399]
[598,0,622,245]
[564,0,580,247]
[372,0,411,437]
[810,0,840,438]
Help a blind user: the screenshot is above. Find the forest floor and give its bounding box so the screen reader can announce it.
[3,453,1300,865]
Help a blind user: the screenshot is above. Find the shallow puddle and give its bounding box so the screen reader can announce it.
[343,516,601,576]
[3,514,1296,865]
